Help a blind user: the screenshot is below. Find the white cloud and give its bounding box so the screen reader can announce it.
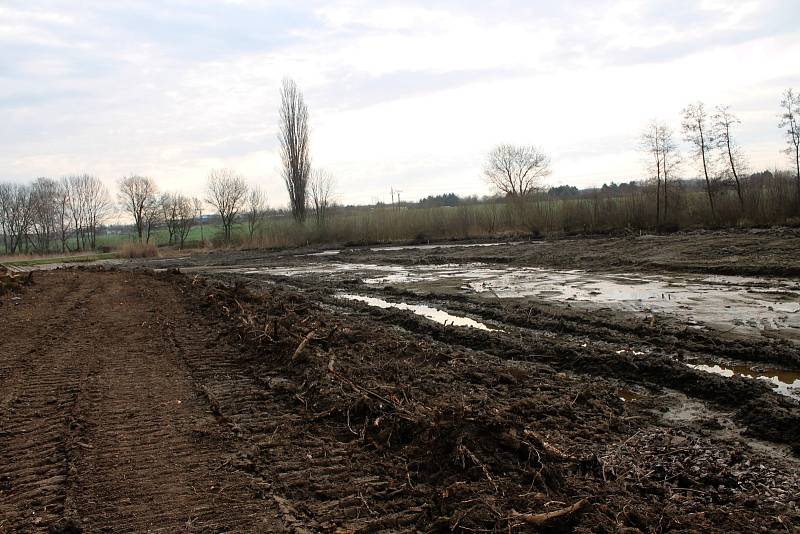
[0,0,798,205]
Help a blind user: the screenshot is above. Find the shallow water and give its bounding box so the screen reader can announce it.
[306,250,341,256]
[686,362,800,401]
[338,293,496,330]
[235,261,800,340]
[617,387,641,402]
[370,242,520,252]
[221,259,800,396]
[299,241,521,256]
[465,269,800,337]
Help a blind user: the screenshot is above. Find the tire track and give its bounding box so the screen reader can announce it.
[0,274,94,530]
[1,271,283,532]
[166,300,425,533]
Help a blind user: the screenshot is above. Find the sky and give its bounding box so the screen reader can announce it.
[1,0,799,207]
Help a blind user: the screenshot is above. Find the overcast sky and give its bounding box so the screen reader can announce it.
[2,0,799,206]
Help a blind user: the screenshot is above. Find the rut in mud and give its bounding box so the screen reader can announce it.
[2,267,800,532]
[0,271,281,532]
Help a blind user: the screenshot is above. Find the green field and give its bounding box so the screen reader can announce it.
[95,222,223,249]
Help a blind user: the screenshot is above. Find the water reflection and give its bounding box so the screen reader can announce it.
[687,362,800,400]
[338,294,497,331]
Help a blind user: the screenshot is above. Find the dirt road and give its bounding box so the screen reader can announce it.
[0,271,280,532]
[2,267,800,532]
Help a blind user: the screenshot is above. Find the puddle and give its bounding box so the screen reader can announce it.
[338,294,496,331]
[306,250,341,256]
[617,387,642,402]
[225,262,800,341]
[241,263,404,277]
[370,241,519,252]
[686,362,800,400]
[662,393,800,463]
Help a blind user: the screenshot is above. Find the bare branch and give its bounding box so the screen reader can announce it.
[279,78,311,223]
[779,88,800,209]
[309,169,335,227]
[206,168,247,242]
[118,175,158,243]
[484,144,551,198]
[246,187,267,239]
[682,102,716,216]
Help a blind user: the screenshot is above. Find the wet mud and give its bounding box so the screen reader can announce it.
[4,229,800,531]
[167,268,800,532]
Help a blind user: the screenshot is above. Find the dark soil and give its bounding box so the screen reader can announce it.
[4,269,798,532]
[0,271,282,532]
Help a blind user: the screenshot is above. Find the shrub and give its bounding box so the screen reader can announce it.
[117,241,159,258]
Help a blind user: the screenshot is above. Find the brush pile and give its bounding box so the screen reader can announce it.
[0,267,32,295]
[148,269,799,533]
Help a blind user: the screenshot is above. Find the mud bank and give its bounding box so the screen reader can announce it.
[227,261,800,343]
[169,268,800,532]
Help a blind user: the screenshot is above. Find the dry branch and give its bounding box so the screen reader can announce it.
[292,330,316,361]
[327,368,414,419]
[524,429,577,462]
[513,498,589,525]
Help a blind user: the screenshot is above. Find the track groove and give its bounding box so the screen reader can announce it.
[165,301,427,533]
[0,271,281,532]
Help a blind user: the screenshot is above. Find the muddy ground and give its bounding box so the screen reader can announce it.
[137,226,800,277]
[2,230,800,532]
[342,227,800,277]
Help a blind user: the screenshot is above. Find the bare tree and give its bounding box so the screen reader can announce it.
[659,125,680,222]
[118,175,158,242]
[279,78,311,222]
[161,193,196,248]
[206,168,247,242]
[65,174,88,251]
[309,169,335,226]
[682,102,716,216]
[712,105,746,208]
[83,175,111,250]
[193,197,205,244]
[779,88,800,209]
[29,177,59,253]
[0,183,33,254]
[484,144,551,197]
[245,187,267,240]
[160,193,180,245]
[143,196,161,244]
[0,184,8,253]
[55,178,72,253]
[174,195,196,249]
[641,121,664,226]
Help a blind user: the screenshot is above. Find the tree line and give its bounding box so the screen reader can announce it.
[480,88,800,228]
[0,78,334,255]
[2,84,799,255]
[0,175,111,255]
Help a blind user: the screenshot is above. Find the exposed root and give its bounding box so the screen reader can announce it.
[0,268,33,295]
[292,330,316,362]
[524,429,578,462]
[512,498,589,526]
